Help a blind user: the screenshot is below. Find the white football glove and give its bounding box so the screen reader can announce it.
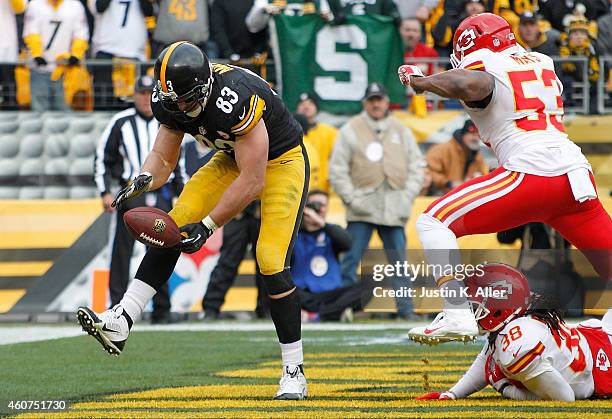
[398,65,425,87]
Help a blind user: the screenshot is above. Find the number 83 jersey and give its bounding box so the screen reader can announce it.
[458,49,590,177]
[152,63,303,161]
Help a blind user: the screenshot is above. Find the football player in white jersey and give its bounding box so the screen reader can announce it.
[416,264,612,401]
[397,13,612,344]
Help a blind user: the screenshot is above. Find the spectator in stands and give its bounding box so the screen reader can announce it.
[211,0,268,66]
[291,189,364,322]
[432,0,485,59]
[539,0,607,33]
[516,12,560,57]
[425,119,488,195]
[294,112,322,191]
[152,0,215,59]
[201,201,270,320]
[329,82,423,319]
[0,0,25,109]
[596,1,612,56]
[24,0,89,112]
[401,18,439,76]
[328,0,401,26]
[94,75,185,324]
[559,15,600,113]
[296,92,337,193]
[394,0,439,22]
[247,0,333,29]
[89,0,155,109]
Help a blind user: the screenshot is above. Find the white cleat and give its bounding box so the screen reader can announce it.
[274,365,308,400]
[77,305,131,355]
[408,310,479,345]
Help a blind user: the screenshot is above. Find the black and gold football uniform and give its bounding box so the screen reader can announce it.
[152,62,308,276]
[152,63,303,161]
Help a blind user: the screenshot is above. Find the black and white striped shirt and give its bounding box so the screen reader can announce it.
[94,107,186,195]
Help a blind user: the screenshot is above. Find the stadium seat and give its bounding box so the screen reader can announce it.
[69,158,94,176]
[0,135,19,158]
[45,134,70,158]
[45,158,69,175]
[0,158,20,177]
[0,120,19,134]
[43,187,70,199]
[69,134,96,158]
[19,134,44,158]
[20,158,44,177]
[18,119,43,135]
[42,118,69,134]
[69,118,95,134]
[69,186,96,199]
[0,187,19,199]
[19,187,44,199]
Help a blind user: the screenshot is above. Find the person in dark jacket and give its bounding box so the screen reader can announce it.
[210,0,268,62]
[291,189,369,321]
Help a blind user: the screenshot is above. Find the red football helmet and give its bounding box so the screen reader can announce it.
[450,13,518,68]
[463,263,531,332]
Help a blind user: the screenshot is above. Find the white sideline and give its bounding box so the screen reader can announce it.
[0,322,424,346]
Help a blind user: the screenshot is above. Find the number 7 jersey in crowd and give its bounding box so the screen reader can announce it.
[458,49,590,177]
[152,63,303,160]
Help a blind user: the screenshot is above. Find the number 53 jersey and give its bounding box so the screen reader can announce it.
[458,49,590,177]
[152,63,303,160]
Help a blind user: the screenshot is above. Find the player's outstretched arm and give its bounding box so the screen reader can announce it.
[141,125,184,191]
[409,69,495,103]
[416,344,489,400]
[112,125,184,208]
[207,119,268,227]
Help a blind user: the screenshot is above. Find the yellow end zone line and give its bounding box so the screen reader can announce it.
[16,411,611,419]
[0,261,52,277]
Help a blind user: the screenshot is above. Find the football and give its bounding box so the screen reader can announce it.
[123,207,181,248]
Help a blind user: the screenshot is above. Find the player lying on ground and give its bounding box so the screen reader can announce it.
[398,13,612,344]
[77,41,308,400]
[417,264,612,401]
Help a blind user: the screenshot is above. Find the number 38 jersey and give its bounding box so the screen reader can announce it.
[458,49,590,176]
[152,64,302,161]
[490,316,596,399]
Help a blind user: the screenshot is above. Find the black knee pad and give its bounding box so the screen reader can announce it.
[262,269,296,296]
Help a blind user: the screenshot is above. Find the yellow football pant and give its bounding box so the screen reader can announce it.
[169,144,309,275]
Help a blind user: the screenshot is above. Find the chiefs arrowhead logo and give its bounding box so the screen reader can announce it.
[596,348,610,371]
[456,28,477,53]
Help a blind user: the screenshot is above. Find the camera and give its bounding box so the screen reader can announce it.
[305,201,323,214]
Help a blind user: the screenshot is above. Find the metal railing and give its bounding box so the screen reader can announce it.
[0,55,597,114]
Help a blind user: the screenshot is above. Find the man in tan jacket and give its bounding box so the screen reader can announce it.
[425,119,488,195]
[329,82,423,319]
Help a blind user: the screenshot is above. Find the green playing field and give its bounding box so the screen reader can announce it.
[0,326,609,418]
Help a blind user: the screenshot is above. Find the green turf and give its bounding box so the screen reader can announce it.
[0,327,610,417]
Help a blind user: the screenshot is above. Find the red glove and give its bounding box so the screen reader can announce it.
[398,64,425,87]
[486,356,511,394]
[415,391,456,400]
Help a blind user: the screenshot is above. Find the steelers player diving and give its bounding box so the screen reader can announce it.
[76,41,309,400]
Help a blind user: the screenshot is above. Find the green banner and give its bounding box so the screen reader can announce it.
[274,14,404,114]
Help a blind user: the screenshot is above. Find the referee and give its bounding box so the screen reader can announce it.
[94,75,185,324]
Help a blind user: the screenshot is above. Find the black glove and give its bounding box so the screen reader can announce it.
[111,172,153,208]
[34,56,47,67]
[67,55,80,66]
[175,222,213,254]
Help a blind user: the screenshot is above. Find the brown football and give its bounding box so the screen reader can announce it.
[123,207,181,248]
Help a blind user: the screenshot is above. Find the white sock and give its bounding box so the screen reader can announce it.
[280,339,303,366]
[119,278,156,322]
[416,214,472,315]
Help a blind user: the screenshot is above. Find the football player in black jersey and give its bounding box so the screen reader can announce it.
[77,41,309,400]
